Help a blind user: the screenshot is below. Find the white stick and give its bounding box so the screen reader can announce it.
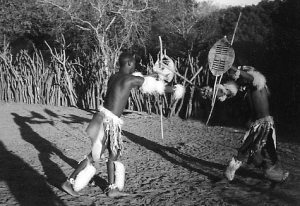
[206,77,218,125]
[160,102,164,139]
[190,66,203,82]
[158,36,164,140]
[231,12,242,46]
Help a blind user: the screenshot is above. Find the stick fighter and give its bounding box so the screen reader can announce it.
[61,52,185,197]
[201,65,289,182]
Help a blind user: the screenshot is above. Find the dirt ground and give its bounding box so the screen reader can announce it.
[0,102,299,206]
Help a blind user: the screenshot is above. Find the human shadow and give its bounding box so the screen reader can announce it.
[0,141,65,206]
[44,108,59,118]
[123,130,292,205]
[44,108,91,125]
[123,130,223,182]
[92,175,109,193]
[123,131,265,182]
[11,112,78,190]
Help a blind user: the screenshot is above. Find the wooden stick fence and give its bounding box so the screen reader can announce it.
[0,47,208,119]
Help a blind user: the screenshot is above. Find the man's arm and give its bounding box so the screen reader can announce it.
[229,66,254,83]
[165,84,185,100]
[131,72,185,99]
[229,66,267,91]
[128,75,145,88]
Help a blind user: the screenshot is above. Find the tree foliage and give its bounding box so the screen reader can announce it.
[0,0,298,130]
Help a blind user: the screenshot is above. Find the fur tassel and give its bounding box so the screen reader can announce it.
[73,162,96,192]
[132,72,143,77]
[114,161,125,191]
[99,106,123,125]
[223,81,238,97]
[173,84,185,99]
[141,76,165,95]
[216,84,227,102]
[247,70,266,90]
[216,84,227,94]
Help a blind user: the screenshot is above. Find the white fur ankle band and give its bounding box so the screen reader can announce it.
[114,161,125,191]
[140,76,165,95]
[72,159,96,192]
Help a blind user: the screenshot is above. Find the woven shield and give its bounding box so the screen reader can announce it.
[208,37,235,76]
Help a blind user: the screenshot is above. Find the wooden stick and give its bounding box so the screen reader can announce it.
[231,12,242,46]
[163,65,201,89]
[158,36,164,140]
[190,66,203,82]
[206,74,224,125]
[160,102,164,140]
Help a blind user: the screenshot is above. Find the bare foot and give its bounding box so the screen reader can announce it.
[265,165,289,183]
[224,157,242,181]
[106,188,130,198]
[61,181,80,197]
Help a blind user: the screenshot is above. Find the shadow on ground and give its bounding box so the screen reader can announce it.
[11,112,78,189]
[0,141,65,206]
[123,130,265,183]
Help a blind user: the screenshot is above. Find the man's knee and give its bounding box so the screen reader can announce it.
[108,154,118,162]
[108,150,120,162]
[236,150,248,162]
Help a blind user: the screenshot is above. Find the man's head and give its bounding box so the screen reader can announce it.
[119,52,136,74]
[228,65,256,87]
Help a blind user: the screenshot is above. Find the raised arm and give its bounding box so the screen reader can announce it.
[132,72,185,99]
[229,66,267,90]
[229,66,254,83]
[128,74,145,88]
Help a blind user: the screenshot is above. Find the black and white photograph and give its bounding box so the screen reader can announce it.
[0,0,299,205]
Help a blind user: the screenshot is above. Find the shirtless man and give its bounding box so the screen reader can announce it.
[61,52,185,197]
[222,65,289,182]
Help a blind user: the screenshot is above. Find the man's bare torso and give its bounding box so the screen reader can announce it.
[104,72,143,117]
[247,87,270,121]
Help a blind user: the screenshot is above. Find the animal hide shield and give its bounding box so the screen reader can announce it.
[208,37,235,76]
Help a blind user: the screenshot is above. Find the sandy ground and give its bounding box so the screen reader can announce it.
[0,102,299,206]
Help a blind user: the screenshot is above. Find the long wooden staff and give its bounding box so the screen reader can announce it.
[158,36,164,139]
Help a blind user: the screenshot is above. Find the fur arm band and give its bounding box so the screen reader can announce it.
[216,84,227,102]
[132,72,166,95]
[246,70,266,90]
[140,76,166,95]
[173,84,185,99]
[216,81,238,102]
[223,81,238,97]
[132,72,144,77]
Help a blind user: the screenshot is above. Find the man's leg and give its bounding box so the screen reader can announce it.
[62,153,96,196]
[105,150,129,197]
[262,132,289,182]
[62,113,107,196]
[225,132,255,181]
